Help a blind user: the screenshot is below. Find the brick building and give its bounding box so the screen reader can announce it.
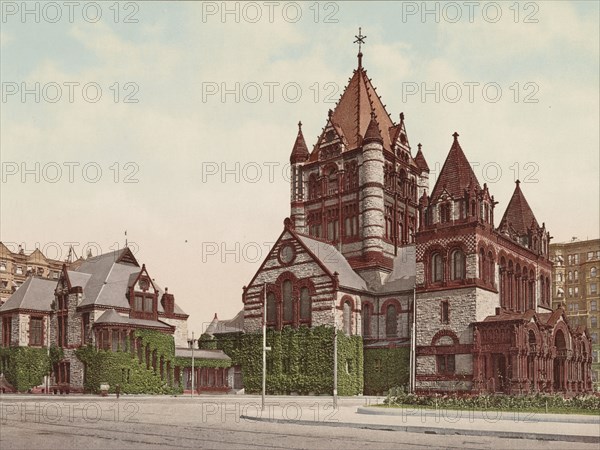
[0,242,65,306]
[232,46,593,395]
[550,238,600,390]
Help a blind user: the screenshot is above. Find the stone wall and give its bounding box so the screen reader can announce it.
[161,317,189,348]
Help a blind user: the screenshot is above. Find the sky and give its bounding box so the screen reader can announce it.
[1,1,599,335]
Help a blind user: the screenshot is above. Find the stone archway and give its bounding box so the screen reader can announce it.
[553,329,567,392]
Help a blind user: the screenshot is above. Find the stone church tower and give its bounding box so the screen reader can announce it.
[289,52,429,289]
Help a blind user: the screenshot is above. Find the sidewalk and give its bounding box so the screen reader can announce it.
[241,403,600,444]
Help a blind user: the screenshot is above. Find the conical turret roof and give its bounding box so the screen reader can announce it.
[290,121,309,164]
[499,180,539,235]
[430,132,480,200]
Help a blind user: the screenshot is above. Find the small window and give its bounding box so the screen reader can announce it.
[0,261,6,271]
[591,317,598,329]
[590,283,597,295]
[588,251,594,261]
[144,296,153,312]
[591,300,597,312]
[591,267,597,278]
[16,266,23,275]
[436,354,455,374]
[135,295,143,311]
[441,301,450,324]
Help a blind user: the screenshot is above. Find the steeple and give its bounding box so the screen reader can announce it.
[430,132,481,201]
[499,180,540,236]
[289,121,309,164]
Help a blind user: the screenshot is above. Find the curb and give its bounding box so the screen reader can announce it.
[240,414,600,444]
[356,406,600,425]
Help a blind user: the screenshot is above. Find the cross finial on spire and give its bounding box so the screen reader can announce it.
[452,131,459,141]
[354,27,366,68]
[298,121,302,130]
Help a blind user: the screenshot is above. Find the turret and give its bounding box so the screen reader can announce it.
[290,121,309,232]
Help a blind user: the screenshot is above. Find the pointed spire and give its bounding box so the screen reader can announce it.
[290,121,309,164]
[430,132,481,200]
[414,143,429,172]
[363,112,383,145]
[499,180,540,236]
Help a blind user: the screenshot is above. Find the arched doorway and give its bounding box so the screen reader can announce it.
[553,330,567,392]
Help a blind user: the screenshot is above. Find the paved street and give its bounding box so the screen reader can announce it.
[0,395,598,449]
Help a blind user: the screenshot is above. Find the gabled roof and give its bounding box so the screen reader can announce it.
[319,64,394,152]
[208,310,245,335]
[430,133,481,201]
[380,245,416,293]
[295,233,367,291]
[290,121,309,164]
[75,249,141,309]
[0,277,55,313]
[498,180,539,236]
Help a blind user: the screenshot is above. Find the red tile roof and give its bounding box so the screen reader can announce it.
[325,66,394,151]
[499,181,539,235]
[430,133,480,200]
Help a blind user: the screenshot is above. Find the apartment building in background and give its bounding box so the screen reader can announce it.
[551,238,600,390]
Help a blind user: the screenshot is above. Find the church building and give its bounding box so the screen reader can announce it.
[236,39,593,395]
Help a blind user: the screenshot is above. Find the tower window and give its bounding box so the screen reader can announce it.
[431,253,443,283]
[451,250,466,280]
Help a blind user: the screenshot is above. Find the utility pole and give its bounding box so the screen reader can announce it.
[333,326,338,408]
[262,283,271,411]
[189,332,195,398]
[410,287,417,393]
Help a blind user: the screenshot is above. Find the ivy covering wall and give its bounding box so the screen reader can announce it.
[214,326,363,396]
[76,330,231,394]
[363,347,409,395]
[0,346,62,392]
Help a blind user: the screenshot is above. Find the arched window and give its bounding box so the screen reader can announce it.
[558,272,563,282]
[266,292,276,326]
[362,303,372,337]
[479,248,486,282]
[386,304,397,337]
[487,252,495,285]
[343,301,352,335]
[574,270,579,281]
[299,287,311,323]
[451,250,465,280]
[592,267,597,278]
[431,253,443,283]
[282,280,293,323]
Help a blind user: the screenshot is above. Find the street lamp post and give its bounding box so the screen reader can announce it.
[188,332,196,398]
[262,283,271,411]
